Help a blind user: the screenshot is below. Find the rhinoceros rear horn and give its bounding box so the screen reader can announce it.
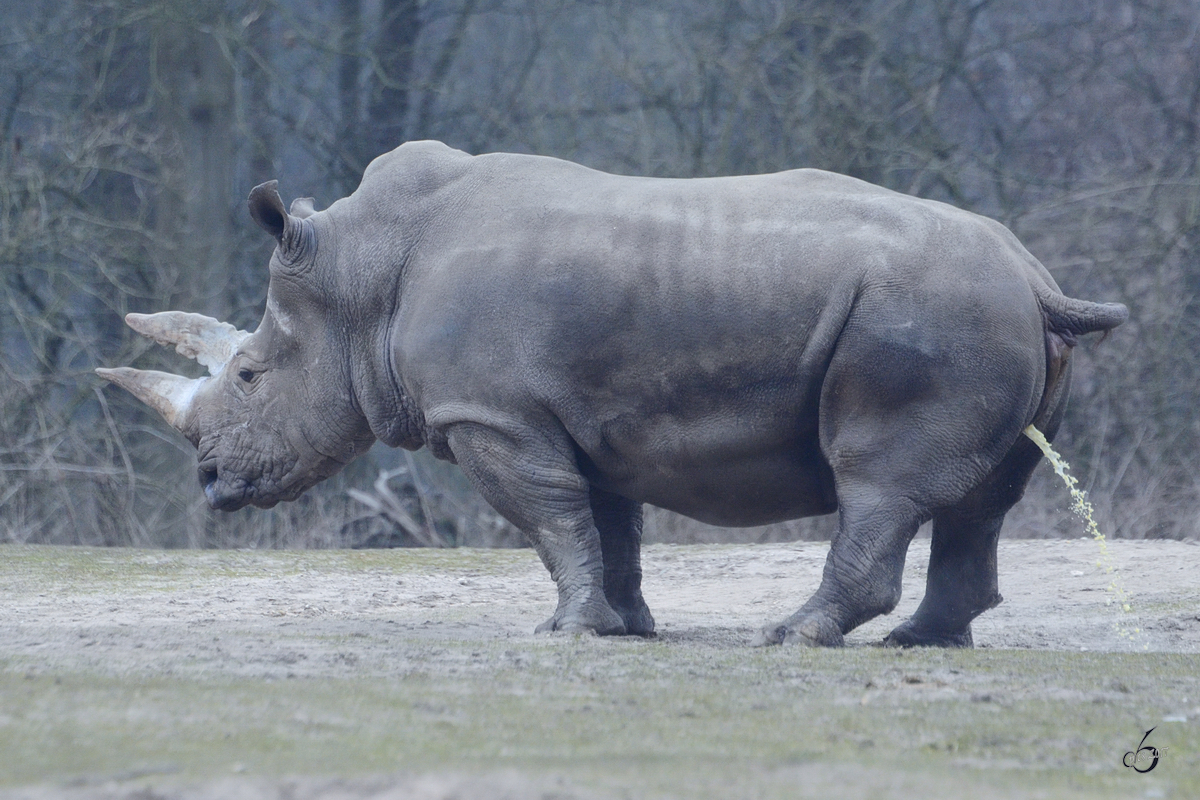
[124,311,249,376]
[95,367,203,432]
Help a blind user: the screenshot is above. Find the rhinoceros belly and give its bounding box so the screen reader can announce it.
[573,411,838,527]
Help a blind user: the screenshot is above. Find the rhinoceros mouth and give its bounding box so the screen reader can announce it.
[201,468,293,511]
[204,480,245,511]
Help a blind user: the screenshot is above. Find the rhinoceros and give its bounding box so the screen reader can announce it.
[98,141,1127,647]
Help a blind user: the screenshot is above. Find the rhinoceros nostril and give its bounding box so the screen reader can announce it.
[198,465,218,490]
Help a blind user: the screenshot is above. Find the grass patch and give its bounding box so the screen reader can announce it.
[1,644,1196,798]
[1,543,1196,798]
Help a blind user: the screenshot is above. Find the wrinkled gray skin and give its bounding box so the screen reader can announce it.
[100,141,1128,647]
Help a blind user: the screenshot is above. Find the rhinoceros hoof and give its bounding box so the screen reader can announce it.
[535,603,627,637]
[883,620,974,649]
[752,614,844,647]
[611,600,656,637]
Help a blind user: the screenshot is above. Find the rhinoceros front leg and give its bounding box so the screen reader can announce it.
[446,421,626,636]
[590,487,655,636]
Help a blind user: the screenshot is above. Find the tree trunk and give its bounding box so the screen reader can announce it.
[368,0,420,158]
[154,8,236,319]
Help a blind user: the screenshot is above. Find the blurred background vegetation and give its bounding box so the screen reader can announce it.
[0,0,1194,548]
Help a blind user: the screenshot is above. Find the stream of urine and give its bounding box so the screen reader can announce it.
[1023,425,1139,641]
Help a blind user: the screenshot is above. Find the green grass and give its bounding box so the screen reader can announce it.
[1,643,1195,798]
[0,544,1195,798]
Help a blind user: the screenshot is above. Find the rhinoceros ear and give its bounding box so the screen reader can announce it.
[289,197,318,219]
[248,180,288,241]
[249,181,315,268]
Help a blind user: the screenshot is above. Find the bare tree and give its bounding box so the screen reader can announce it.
[4,0,1198,546]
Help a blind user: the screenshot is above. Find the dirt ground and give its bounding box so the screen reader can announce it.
[1,538,1198,799]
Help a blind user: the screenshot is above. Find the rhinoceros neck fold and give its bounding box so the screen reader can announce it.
[348,317,427,452]
[320,194,433,454]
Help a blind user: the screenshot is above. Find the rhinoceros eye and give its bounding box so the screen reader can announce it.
[237,368,256,384]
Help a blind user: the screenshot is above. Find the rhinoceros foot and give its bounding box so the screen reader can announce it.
[882,620,974,648]
[609,597,656,637]
[753,612,844,647]
[535,594,627,636]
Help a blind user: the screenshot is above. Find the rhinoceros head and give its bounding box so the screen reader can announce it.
[97,181,376,510]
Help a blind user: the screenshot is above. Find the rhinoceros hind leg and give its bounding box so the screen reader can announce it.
[590,487,655,636]
[755,493,926,647]
[885,429,1045,648]
[883,619,975,648]
[766,285,1045,648]
[446,421,626,637]
[882,512,1006,648]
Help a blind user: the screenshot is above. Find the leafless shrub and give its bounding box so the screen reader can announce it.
[335,447,523,549]
[4,0,1199,547]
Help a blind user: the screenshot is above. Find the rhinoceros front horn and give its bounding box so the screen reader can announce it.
[95,311,250,432]
[94,367,204,431]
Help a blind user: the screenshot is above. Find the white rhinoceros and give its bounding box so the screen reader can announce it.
[98,141,1127,647]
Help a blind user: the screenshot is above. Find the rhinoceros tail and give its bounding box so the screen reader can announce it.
[1027,288,1125,430]
[1035,288,1128,343]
